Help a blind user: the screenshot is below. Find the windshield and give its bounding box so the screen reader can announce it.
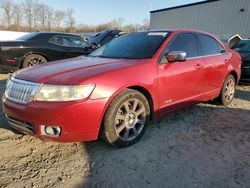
[90,31,109,44]
[231,40,250,52]
[17,32,39,41]
[89,32,169,59]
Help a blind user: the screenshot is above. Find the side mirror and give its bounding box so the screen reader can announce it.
[165,51,187,62]
[91,43,101,49]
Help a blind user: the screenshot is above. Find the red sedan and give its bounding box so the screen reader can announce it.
[3,30,241,147]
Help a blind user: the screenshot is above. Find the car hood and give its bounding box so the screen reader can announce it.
[14,56,142,84]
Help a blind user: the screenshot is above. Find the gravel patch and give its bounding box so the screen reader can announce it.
[0,73,249,188]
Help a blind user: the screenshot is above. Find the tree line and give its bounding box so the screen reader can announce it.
[0,0,149,33]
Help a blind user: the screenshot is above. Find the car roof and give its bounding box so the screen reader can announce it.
[27,32,86,42]
[34,32,84,38]
[146,29,214,36]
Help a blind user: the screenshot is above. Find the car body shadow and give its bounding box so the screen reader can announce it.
[235,88,250,101]
[78,102,250,188]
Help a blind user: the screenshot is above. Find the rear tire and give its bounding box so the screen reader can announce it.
[101,89,150,148]
[218,74,236,106]
[22,54,47,68]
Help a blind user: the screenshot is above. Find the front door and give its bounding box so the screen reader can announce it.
[157,33,205,114]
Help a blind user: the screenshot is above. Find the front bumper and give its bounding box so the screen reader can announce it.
[3,97,109,142]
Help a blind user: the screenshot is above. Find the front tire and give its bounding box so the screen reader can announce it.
[219,74,236,106]
[101,89,150,147]
[22,54,47,68]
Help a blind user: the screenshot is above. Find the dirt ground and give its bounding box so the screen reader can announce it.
[0,73,249,188]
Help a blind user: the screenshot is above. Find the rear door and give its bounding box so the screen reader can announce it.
[196,34,228,99]
[157,33,205,113]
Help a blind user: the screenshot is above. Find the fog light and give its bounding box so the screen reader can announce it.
[41,125,61,137]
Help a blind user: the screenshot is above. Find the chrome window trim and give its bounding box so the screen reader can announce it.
[187,52,228,60]
[158,31,228,64]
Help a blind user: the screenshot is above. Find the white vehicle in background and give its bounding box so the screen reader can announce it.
[0,31,29,41]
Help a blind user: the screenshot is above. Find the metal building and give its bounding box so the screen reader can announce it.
[150,0,250,38]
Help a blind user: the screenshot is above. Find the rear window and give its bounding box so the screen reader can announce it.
[17,33,39,41]
[198,34,225,55]
[49,36,63,46]
[231,40,250,52]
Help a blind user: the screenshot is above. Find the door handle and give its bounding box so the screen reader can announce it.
[195,63,204,70]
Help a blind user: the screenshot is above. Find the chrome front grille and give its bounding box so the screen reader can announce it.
[5,77,40,104]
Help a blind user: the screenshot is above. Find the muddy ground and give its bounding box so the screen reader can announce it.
[0,73,249,188]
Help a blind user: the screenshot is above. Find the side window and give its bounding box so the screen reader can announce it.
[49,36,63,46]
[63,36,89,48]
[166,33,199,58]
[198,34,225,56]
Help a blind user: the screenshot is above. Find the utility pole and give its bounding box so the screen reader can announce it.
[150,0,153,10]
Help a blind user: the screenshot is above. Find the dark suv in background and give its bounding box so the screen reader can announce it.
[231,39,250,82]
[89,29,124,47]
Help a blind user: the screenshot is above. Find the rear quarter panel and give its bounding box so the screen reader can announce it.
[227,47,242,83]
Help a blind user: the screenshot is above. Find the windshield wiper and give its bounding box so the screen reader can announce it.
[88,55,111,58]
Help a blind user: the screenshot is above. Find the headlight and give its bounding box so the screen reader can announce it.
[35,84,95,101]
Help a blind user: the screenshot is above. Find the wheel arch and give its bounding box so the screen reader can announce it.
[229,70,238,83]
[127,85,154,121]
[99,85,155,145]
[101,85,155,121]
[97,84,156,139]
[20,52,49,68]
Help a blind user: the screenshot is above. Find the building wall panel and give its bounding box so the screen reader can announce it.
[150,0,250,38]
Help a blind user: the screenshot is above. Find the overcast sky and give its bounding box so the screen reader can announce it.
[30,0,204,25]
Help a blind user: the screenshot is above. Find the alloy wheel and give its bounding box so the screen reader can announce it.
[224,78,235,102]
[114,98,146,142]
[27,57,46,66]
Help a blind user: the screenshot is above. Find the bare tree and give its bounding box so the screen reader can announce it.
[35,3,49,31]
[141,19,149,31]
[65,8,75,32]
[46,7,54,31]
[110,17,125,29]
[12,3,22,31]
[54,10,65,31]
[1,0,149,33]
[23,0,34,31]
[0,0,13,29]
[32,1,44,31]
